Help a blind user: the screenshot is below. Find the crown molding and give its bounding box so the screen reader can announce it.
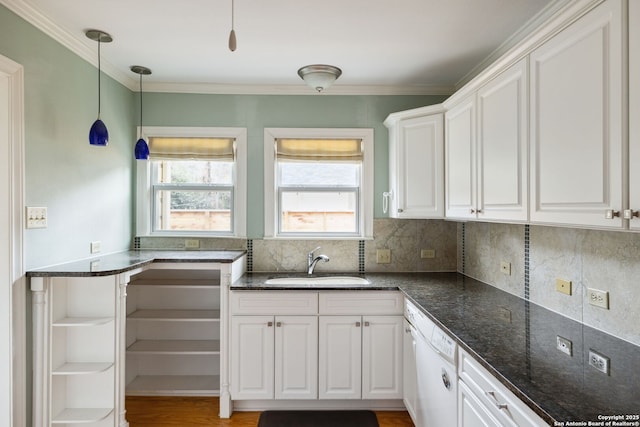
[0,0,134,88]
[454,0,575,89]
[141,82,455,96]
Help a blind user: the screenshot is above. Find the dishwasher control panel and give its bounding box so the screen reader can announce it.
[431,326,456,360]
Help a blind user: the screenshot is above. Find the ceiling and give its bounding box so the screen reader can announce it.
[3,0,556,94]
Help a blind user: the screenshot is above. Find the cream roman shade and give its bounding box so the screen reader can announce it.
[276,138,363,161]
[148,137,235,160]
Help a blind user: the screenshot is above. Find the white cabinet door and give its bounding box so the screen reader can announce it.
[458,381,500,427]
[389,113,444,218]
[629,0,640,229]
[403,320,418,424]
[318,316,362,399]
[274,316,318,400]
[230,316,274,400]
[477,58,528,222]
[362,316,403,399]
[529,0,623,228]
[446,94,477,220]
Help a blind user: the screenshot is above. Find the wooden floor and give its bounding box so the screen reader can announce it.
[126,397,414,427]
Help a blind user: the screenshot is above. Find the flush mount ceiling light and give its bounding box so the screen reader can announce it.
[228,0,237,51]
[297,64,342,93]
[130,65,152,160]
[86,29,113,146]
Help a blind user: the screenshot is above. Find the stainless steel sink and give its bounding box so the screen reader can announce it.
[264,276,371,285]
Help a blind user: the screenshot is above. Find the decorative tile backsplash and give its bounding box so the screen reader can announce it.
[136,218,639,345]
[460,222,640,347]
[135,218,458,274]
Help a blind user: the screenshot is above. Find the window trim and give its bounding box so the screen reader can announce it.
[264,127,374,239]
[136,126,247,237]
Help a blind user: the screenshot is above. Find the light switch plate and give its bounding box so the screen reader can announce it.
[556,335,572,356]
[556,278,572,295]
[376,249,391,264]
[500,261,511,275]
[26,206,48,229]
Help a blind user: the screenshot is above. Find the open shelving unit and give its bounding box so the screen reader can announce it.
[125,266,222,396]
[47,276,118,426]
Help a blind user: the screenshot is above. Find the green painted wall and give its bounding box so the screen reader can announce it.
[141,92,447,238]
[0,5,136,270]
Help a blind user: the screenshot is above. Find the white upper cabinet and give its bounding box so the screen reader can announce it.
[529,0,624,228]
[446,58,528,222]
[628,0,640,229]
[384,105,445,218]
[476,58,528,222]
[445,94,477,220]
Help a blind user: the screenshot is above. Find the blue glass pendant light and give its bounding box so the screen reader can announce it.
[86,30,113,146]
[130,65,152,160]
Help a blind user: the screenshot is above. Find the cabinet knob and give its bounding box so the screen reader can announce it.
[477,209,482,214]
[470,209,476,214]
[605,209,620,219]
[364,321,370,327]
[485,391,508,410]
[624,209,640,220]
[276,322,282,327]
[267,321,273,327]
[355,321,361,327]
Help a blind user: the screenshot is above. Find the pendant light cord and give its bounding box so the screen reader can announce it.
[97,38,101,118]
[139,73,143,137]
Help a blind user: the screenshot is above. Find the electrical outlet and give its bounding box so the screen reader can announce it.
[556,278,572,295]
[500,261,511,275]
[185,239,200,249]
[90,241,101,254]
[556,335,573,356]
[421,249,436,259]
[376,249,391,264]
[587,288,609,309]
[26,206,48,229]
[589,349,610,375]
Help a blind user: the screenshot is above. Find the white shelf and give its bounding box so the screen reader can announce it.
[126,375,220,396]
[52,362,113,375]
[52,407,113,424]
[52,317,113,327]
[127,339,220,354]
[128,309,220,321]
[129,279,219,288]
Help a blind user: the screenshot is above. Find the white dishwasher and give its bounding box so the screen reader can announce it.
[405,300,458,427]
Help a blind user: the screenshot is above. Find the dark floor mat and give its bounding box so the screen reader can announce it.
[257,410,379,427]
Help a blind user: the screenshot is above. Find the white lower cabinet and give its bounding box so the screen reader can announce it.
[402,319,418,422]
[318,315,361,399]
[318,314,403,400]
[230,315,275,399]
[230,315,318,400]
[458,349,546,427]
[230,290,403,403]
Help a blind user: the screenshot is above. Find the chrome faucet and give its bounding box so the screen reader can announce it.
[307,246,330,275]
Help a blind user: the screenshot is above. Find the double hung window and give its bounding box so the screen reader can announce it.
[136,127,247,237]
[264,128,374,238]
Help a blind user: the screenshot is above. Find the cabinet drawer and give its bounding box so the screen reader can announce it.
[319,292,403,315]
[459,350,546,427]
[230,291,318,315]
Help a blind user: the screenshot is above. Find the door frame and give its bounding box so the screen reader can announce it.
[0,53,26,427]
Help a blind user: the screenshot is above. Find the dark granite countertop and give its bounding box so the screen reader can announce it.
[232,272,640,425]
[26,250,247,277]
